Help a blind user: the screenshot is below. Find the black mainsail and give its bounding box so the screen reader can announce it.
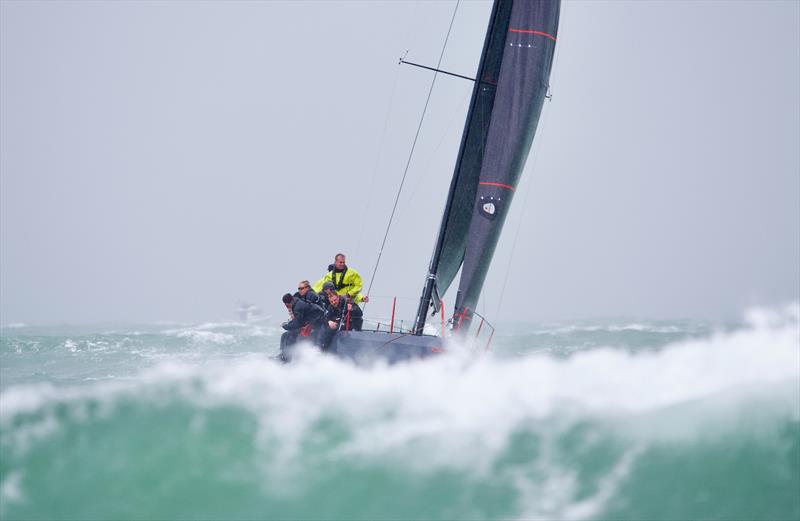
[414,0,560,334]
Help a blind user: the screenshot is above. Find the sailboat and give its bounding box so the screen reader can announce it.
[328,0,560,363]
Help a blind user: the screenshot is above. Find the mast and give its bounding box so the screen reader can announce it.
[412,0,505,335]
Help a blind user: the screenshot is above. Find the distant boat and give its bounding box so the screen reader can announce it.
[235,302,265,323]
[330,0,561,363]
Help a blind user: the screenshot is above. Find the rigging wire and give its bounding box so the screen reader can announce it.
[354,63,402,260]
[392,88,471,226]
[356,4,420,261]
[364,0,462,311]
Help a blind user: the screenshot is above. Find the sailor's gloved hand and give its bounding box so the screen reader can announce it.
[281,321,290,330]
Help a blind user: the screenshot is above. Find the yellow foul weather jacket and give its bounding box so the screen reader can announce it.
[313,266,365,304]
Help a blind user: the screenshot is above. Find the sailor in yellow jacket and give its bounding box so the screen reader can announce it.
[313,253,369,304]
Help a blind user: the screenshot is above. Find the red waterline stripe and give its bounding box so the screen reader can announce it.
[509,28,557,42]
[480,181,516,191]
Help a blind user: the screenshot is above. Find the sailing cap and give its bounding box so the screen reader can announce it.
[322,281,336,292]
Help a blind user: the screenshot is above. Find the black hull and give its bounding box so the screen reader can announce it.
[328,330,444,365]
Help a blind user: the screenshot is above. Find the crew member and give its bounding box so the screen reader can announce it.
[318,281,336,309]
[318,291,363,351]
[294,280,321,305]
[279,293,324,362]
[313,253,369,304]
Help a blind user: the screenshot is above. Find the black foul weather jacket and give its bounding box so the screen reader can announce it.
[294,289,322,306]
[283,299,324,331]
[324,297,363,331]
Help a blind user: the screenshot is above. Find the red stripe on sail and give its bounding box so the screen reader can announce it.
[509,28,557,42]
[480,181,516,191]
[456,307,470,331]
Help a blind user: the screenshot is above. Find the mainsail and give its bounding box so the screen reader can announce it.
[414,0,560,333]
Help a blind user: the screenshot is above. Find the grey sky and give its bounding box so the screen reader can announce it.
[1,0,798,325]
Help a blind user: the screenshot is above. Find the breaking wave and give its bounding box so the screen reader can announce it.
[1,305,798,520]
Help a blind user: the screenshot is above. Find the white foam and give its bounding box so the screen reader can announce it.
[194,321,249,330]
[532,445,644,521]
[1,323,28,329]
[1,304,797,517]
[162,322,277,341]
[155,303,798,473]
[4,304,798,429]
[533,322,688,334]
[10,307,800,405]
[174,330,235,344]
[0,471,25,511]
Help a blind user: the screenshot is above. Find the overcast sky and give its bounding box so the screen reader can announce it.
[1,0,798,325]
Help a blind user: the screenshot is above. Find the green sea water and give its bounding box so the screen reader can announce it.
[1,305,798,520]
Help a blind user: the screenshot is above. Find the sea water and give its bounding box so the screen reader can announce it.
[1,305,798,520]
